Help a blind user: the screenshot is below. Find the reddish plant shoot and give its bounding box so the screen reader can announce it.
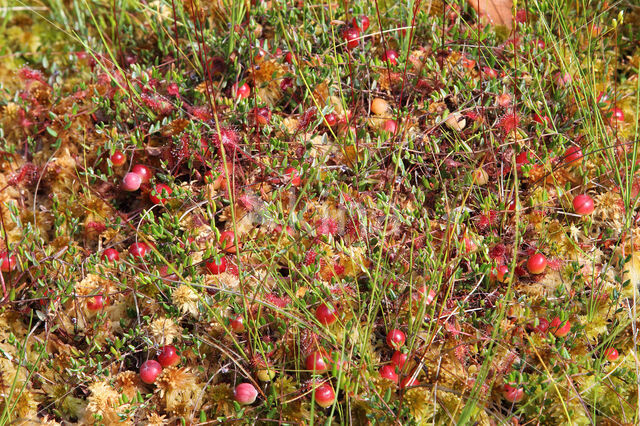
[515,151,529,166]
[573,194,595,215]
[234,383,258,405]
[532,113,551,127]
[386,329,406,349]
[313,383,336,408]
[140,360,162,384]
[527,253,547,275]
[157,345,180,367]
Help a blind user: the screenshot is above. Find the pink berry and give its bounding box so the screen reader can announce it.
[573,194,594,215]
[230,315,245,333]
[400,375,419,389]
[417,286,436,305]
[483,67,498,78]
[352,15,370,32]
[536,318,550,333]
[122,172,142,192]
[305,351,329,374]
[284,167,301,187]
[386,329,406,349]
[383,119,397,134]
[313,383,335,408]
[132,164,152,183]
[234,383,258,405]
[324,113,338,127]
[502,383,524,403]
[0,252,17,273]
[391,351,407,368]
[611,107,624,123]
[219,231,237,254]
[102,248,119,262]
[382,49,399,65]
[564,146,583,165]
[604,347,619,361]
[157,345,180,367]
[527,253,547,275]
[497,265,509,282]
[149,183,172,204]
[232,82,250,99]
[252,107,271,125]
[140,360,162,384]
[111,150,126,166]
[379,365,399,383]
[129,242,149,258]
[285,51,295,65]
[343,27,360,50]
[549,317,571,337]
[315,303,337,326]
[86,294,105,311]
[206,256,227,274]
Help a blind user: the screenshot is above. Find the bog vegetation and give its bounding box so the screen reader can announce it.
[0,0,639,424]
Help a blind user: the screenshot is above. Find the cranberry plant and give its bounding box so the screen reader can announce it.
[0,0,638,424]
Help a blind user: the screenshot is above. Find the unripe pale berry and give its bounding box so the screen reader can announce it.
[122,172,142,191]
[234,383,258,405]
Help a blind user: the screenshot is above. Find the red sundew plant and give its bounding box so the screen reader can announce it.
[1,0,638,424]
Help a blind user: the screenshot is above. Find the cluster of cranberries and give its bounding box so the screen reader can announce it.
[116,155,173,205]
[379,329,419,388]
[139,344,181,384]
